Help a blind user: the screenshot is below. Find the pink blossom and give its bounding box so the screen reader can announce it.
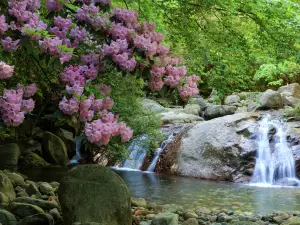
[0,61,14,79]
[21,98,35,112]
[0,15,8,35]
[46,0,64,12]
[59,53,73,64]
[59,97,80,115]
[1,37,20,52]
[99,85,111,96]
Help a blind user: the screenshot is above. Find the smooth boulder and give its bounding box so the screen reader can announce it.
[42,132,68,166]
[19,152,50,168]
[0,144,20,169]
[257,89,283,109]
[16,214,54,225]
[0,209,17,225]
[176,113,258,181]
[58,165,131,225]
[8,202,44,219]
[224,95,241,105]
[151,212,178,225]
[278,83,300,98]
[204,105,236,120]
[12,197,59,210]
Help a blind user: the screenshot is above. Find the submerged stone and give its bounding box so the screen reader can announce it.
[151,212,178,225]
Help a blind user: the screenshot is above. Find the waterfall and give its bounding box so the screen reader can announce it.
[147,134,175,172]
[122,136,149,170]
[70,138,82,164]
[251,116,300,186]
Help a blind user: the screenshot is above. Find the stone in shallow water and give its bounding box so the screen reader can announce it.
[184,210,198,219]
[282,217,300,225]
[162,204,183,213]
[182,218,198,225]
[0,209,17,225]
[8,202,44,219]
[131,197,147,208]
[151,212,178,225]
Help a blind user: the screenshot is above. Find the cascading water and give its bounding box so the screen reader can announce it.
[251,116,300,186]
[70,138,82,164]
[147,134,175,172]
[122,136,149,170]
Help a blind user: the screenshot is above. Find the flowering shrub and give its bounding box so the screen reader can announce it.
[0,0,199,148]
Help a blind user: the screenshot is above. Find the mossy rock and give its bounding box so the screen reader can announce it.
[19,152,50,168]
[58,165,131,225]
[282,217,300,225]
[16,213,54,225]
[0,209,17,225]
[0,171,16,201]
[0,144,20,170]
[12,197,60,211]
[42,132,68,166]
[4,171,25,187]
[8,202,44,219]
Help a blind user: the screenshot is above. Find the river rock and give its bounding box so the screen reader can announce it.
[12,197,60,210]
[225,95,241,105]
[204,105,236,120]
[257,89,283,109]
[175,112,258,181]
[160,111,203,124]
[19,152,50,168]
[58,165,131,225]
[182,218,198,225]
[278,83,300,98]
[179,104,201,116]
[49,208,60,221]
[189,97,207,110]
[282,217,300,225]
[4,172,24,187]
[131,198,147,208]
[25,183,40,196]
[184,210,198,219]
[195,207,211,215]
[38,182,53,194]
[0,144,20,170]
[151,212,178,225]
[0,193,9,205]
[162,204,184,213]
[8,202,44,219]
[0,171,16,201]
[43,132,68,166]
[16,213,54,225]
[140,99,167,113]
[0,209,17,225]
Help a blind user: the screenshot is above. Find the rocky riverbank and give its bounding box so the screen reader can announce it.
[1,167,300,225]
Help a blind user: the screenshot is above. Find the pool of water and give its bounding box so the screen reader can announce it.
[20,167,300,214]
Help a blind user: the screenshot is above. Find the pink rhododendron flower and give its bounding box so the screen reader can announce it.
[0,62,14,79]
[1,37,20,52]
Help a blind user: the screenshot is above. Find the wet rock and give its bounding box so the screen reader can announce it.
[151,212,178,225]
[4,172,25,187]
[146,214,156,220]
[282,217,300,225]
[0,209,17,225]
[140,98,167,113]
[147,203,156,211]
[195,207,211,215]
[160,111,203,124]
[42,132,68,166]
[16,213,54,225]
[12,197,60,210]
[50,181,60,189]
[189,97,207,110]
[182,218,198,225]
[162,204,183,213]
[0,171,16,201]
[0,144,20,170]
[27,140,42,156]
[38,182,53,194]
[55,128,76,158]
[58,165,131,225]
[16,190,28,198]
[8,202,44,219]
[184,210,198,219]
[131,198,147,208]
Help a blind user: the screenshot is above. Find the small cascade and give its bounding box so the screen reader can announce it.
[147,134,175,172]
[70,138,82,164]
[251,116,300,186]
[122,136,149,170]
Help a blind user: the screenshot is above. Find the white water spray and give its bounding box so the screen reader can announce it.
[251,116,299,186]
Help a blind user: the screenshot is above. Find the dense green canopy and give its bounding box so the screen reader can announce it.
[115,0,300,97]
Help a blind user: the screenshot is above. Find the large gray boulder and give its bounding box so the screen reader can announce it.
[175,112,259,181]
[224,95,241,105]
[0,209,17,225]
[140,99,167,113]
[278,83,300,98]
[280,91,300,107]
[257,89,283,109]
[0,144,20,169]
[58,165,131,225]
[42,132,68,166]
[204,105,236,120]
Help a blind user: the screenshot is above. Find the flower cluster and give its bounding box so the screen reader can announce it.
[1,37,20,52]
[46,0,65,12]
[179,75,200,101]
[0,84,36,127]
[0,15,8,35]
[0,61,14,79]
